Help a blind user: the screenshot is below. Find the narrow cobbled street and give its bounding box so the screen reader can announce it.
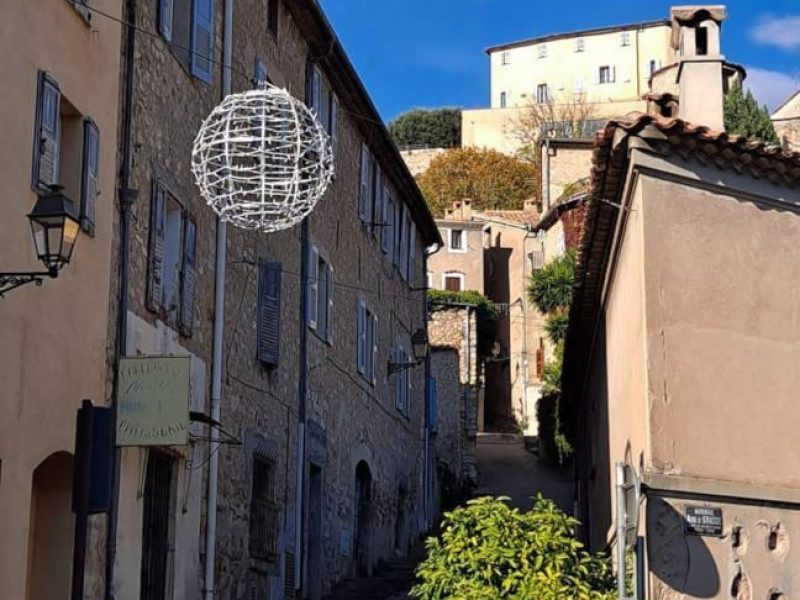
[325,432,573,599]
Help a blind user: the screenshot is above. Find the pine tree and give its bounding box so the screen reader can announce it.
[723,83,779,143]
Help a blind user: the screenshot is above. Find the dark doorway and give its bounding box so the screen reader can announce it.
[307,464,323,600]
[354,461,372,576]
[394,485,408,555]
[140,451,174,600]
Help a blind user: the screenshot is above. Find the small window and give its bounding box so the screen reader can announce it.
[499,92,507,108]
[621,31,631,46]
[598,65,614,84]
[695,27,708,56]
[449,229,464,251]
[574,78,585,94]
[250,456,279,562]
[359,143,373,225]
[307,245,333,342]
[158,0,215,83]
[267,0,279,37]
[357,301,378,384]
[501,51,511,65]
[536,83,549,104]
[537,44,547,58]
[575,38,585,52]
[444,273,463,292]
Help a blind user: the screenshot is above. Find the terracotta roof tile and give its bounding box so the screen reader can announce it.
[478,210,540,225]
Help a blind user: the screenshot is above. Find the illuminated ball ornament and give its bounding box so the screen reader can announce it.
[191,84,334,232]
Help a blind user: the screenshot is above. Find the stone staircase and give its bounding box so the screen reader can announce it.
[322,547,426,600]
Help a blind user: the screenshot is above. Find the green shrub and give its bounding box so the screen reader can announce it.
[412,496,616,600]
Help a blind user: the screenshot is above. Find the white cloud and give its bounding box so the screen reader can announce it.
[744,67,799,112]
[750,15,800,52]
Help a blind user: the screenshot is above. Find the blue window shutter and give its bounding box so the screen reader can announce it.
[307,245,319,329]
[159,0,174,41]
[356,301,366,375]
[80,118,100,236]
[258,261,282,365]
[191,0,214,83]
[179,216,197,336]
[32,72,61,191]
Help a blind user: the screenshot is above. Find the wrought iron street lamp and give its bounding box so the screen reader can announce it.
[0,189,81,297]
[388,328,430,374]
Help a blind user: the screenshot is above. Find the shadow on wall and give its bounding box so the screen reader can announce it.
[647,497,720,598]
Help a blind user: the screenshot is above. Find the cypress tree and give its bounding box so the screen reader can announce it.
[723,83,779,143]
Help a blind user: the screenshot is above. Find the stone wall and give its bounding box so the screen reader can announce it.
[400,147,446,177]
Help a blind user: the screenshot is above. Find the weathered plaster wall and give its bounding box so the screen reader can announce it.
[428,222,485,293]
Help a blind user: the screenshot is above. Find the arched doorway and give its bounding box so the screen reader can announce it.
[354,461,372,576]
[26,451,74,600]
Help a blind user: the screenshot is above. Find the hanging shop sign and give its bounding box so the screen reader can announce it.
[116,356,191,447]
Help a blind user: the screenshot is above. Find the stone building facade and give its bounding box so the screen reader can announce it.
[95,1,440,600]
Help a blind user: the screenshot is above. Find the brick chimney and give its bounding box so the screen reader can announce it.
[671,6,727,131]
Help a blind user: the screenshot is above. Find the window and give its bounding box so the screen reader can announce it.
[536,84,549,104]
[267,0,279,37]
[310,66,339,149]
[574,78,585,94]
[357,300,378,383]
[307,245,332,342]
[426,271,433,289]
[499,92,507,108]
[501,51,511,65]
[31,72,100,235]
[394,345,410,414]
[696,27,708,55]
[158,0,214,82]
[598,65,615,84]
[359,144,373,225]
[250,456,279,562]
[140,452,175,600]
[574,38,585,52]
[648,59,662,76]
[146,180,197,335]
[621,31,631,46]
[449,229,464,251]
[443,272,464,292]
[257,261,281,366]
[380,185,395,256]
[537,44,547,58]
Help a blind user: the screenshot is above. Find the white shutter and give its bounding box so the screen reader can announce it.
[35,73,60,190]
[307,245,319,329]
[312,66,322,115]
[325,263,333,342]
[81,119,100,235]
[611,66,617,83]
[357,301,366,375]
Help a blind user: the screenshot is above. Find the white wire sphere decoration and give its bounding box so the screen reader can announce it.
[191,84,335,232]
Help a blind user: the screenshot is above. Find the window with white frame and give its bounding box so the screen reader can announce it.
[598,65,615,84]
[501,51,511,65]
[536,84,550,104]
[157,0,215,83]
[621,31,631,46]
[537,44,547,58]
[574,38,585,52]
[499,92,507,108]
[357,301,378,383]
[307,245,333,342]
[448,229,465,251]
[443,272,464,292]
[394,344,410,414]
[574,78,585,94]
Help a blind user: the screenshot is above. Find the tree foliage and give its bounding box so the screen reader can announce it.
[389,108,462,149]
[417,147,537,217]
[527,250,576,322]
[723,83,779,143]
[411,496,616,600]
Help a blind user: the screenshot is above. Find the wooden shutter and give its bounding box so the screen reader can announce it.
[158,0,173,41]
[330,94,339,150]
[370,314,378,384]
[307,245,319,329]
[356,301,366,375]
[371,164,382,237]
[33,72,60,190]
[380,186,390,254]
[191,0,214,83]
[385,193,395,260]
[408,221,416,283]
[400,211,410,279]
[359,144,370,222]
[147,182,167,312]
[179,216,197,336]
[394,204,404,269]
[325,263,333,342]
[257,261,282,365]
[80,119,100,235]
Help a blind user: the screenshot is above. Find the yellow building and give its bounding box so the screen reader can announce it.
[463,19,676,155]
[0,0,122,598]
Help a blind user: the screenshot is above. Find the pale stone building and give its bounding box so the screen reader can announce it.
[772,90,800,152]
[564,8,800,597]
[463,18,676,155]
[0,0,122,598]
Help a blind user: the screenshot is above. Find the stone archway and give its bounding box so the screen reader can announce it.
[26,451,74,600]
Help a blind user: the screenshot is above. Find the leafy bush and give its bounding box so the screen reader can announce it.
[411,496,616,600]
[389,108,462,149]
[527,250,576,316]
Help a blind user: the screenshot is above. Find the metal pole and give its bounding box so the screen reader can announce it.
[615,462,627,600]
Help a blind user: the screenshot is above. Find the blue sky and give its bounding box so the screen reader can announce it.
[319,0,800,122]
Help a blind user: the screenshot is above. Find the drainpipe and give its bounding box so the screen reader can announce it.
[543,139,551,212]
[105,0,137,595]
[422,243,441,529]
[294,218,309,593]
[203,0,233,598]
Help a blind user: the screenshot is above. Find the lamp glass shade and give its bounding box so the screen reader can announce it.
[411,328,429,362]
[28,192,80,272]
